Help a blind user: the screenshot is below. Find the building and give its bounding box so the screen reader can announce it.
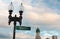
[35,28,58,39]
[46,38,50,39]
[35,28,41,39]
[52,35,57,39]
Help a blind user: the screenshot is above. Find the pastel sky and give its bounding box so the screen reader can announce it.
[0,0,60,39]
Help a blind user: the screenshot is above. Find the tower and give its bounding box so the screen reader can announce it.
[35,28,41,39]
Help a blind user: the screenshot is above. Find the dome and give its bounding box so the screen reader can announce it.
[36,28,40,33]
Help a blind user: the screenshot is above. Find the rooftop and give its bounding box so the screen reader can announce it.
[36,28,40,33]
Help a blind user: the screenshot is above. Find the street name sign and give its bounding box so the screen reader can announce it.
[16,26,31,30]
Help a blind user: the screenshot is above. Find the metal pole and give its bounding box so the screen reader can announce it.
[13,20,16,39]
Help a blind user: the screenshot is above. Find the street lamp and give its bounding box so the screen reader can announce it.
[8,2,23,39]
[19,3,23,25]
[8,2,14,11]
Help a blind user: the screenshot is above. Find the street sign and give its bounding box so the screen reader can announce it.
[16,26,31,30]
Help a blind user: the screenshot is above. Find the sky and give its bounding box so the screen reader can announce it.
[0,0,60,39]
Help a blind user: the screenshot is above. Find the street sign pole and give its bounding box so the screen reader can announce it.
[8,2,23,39]
[8,2,31,39]
[13,24,16,39]
[13,19,16,39]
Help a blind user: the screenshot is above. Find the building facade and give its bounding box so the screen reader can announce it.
[52,35,57,39]
[46,38,50,39]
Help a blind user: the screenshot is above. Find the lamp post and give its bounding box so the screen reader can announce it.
[8,2,23,39]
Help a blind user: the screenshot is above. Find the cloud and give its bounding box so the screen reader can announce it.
[21,0,60,30]
[41,31,58,36]
[0,0,60,30]
[0,0,9,27]
[25,12,60,24]
[0,33,11,39]
[41,30,60,39]
[10,33,34,39]
[0,0,60,39]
